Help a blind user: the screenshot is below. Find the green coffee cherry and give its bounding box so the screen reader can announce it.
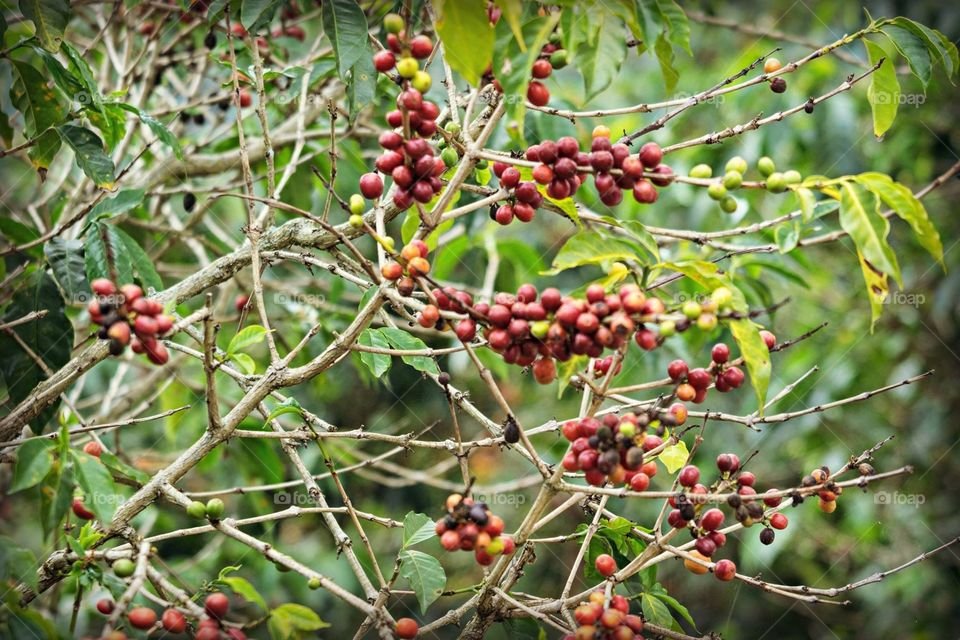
[531,320,550,339]
[349,194,365,215]
[707,182,727,200]
[757,156,776,177]
[618,422,637,439]
[766,172,788,193]
[475,158,489,170]
[441,147,458,168]
[411,70,432,93]
[659,320,676,337]
[549,49,569,69]
[396,57,418,79]
[113,558,136,578]
[723,171,742,190]
[697,313,718,331]
[725,156,748,174]
[205,498,225,519]
[384,13,404,34]
[711,287,733,308]
[308,577,322,590]
[349,214,364,228]
[690,164,712,179]
[186,501,207,519]
[783,169,802,184]
[382,237,395,252]
[682,301,702,319]
[720,196,738,213]
[444,121,461,136]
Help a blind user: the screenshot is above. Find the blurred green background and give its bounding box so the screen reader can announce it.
[2,1,959,638]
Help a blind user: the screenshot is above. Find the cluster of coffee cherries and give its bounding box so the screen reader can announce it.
[88,279,173,365]
[434,493,516,566]
[688,153,803,213]
[666,337,768,405]
[423,286,479,342]
[802,465,843,514]
[489,163,543,225]
[91,593,241,639]
[381,240,432,291]
[372,13,434,93]
[560,409,685,488]
[566,590,645,640]
[764,57,788,93]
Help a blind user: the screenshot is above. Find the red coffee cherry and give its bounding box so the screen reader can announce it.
[678,465,700,487]
[72,497,95,520]
[638,142,663,168]
[396,617,419,638]
[96,598,115,615]
[161,608,187,633]
[700,508,724,531]
[594,553,617,577]
[239,89,252,108]
[410,35,433,59]
[373,50,396,72]
[711,343,730,363]
[359,173,384,199]
[760,330,776,349]
[770,513,789,530]
[82,441,103,457]
[531,58,552,78]
[204,593,230,619]
[714,558,737,581]
[527,81,550,106]
[128,607,157,629]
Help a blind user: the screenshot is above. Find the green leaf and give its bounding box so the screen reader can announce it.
[655,0,691,55]
[653,32,679,93]
[0,538,39,591]
[71,450,119,522]
[228,325,268,354]
[774,222,799,254]
[265,397,304,424]
[241,0,280,32]
[10,439,55,493]
[380,327,440,375]
[222,576,268,610]
[86,189,146,226]
[654,591,697,629]
[85,222,134,285]
[864,39,899,138]
[729,318,772,412]
[542,231,639,276]
[399,549,446,613]
[578,13,628,99]
[86,103,127,151]
[795,187,816,223]
[887,17,956,81]
[0,270,73,432]
[116,103,183,160]
[267,603,329,639]
[621,220,661,263]
[432,0,494,87]
[45,237,90,303]
[493,0,524,51]
[19,0,70,52]
[403,512,436,548]
[856,249,888,330]
[61,41,102,113]
[99,449,150,484]
[10,60,66,171]
[837,181,901,287]
[356,328,391,378]
[230,353,256,374]
[57,125,116,189]
[878,24,932,87]
[854,172,944,270]
[321,0,369,81]
[641,592,673,628]
[657,440,688,474]
[0,110,14,147]
[115,227,163,292]
[42,462,74,538]
[347,45,376,118]
[556,354,588,398]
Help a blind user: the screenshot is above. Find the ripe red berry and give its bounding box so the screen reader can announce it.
[239,89,252,108]
[738,471,756,487]
[128,607,157,629]
[396,617,419,638]
[359,173,384,199]
[711,343,730,363]
[527,81,550,106]
[714,558,737,581]
[532,358,556,384]
[716,453,740,473]
[82,441,103,457]
[638,142,662,168]
[531,58,552,79]
[373,50,396,72]
[700,508,724,531]
[204,593,229,619]
[770,513,788,530]
[96,598,115,615]
[760,330,776,349]
[162,608,187,633]
[72,497,95,520]
[763,489,783,507]
[574,604,598,625]
[632,179,658,204]
[649,164,674,186]
[629,472,650,492]
[410,35,433,59]
[594,554,617,577]
[678,465,700,487]
[455,319,477,342]
[667,359,688,381]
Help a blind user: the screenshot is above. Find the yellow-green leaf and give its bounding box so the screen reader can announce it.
[857,249,889,331]
[838,181,901,287]
[432,0,494,86]
[729,318,771,411]
[543,232,638,276]
[19,0,70,52]
[658,440,688,474]
[865,39,899,138]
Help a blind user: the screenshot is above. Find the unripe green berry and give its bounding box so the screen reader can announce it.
[396,57,418,79]
[720,196,738,213]
[659,320,676,337]
[475,159,488,170]
[618,422,637,439]
[690,164,712,179]
[444,121,461,136]
[349,214,364,228]
[725,156,748,174]
[682,301,702,319]
[113,558,136,578]
[411,70,432,93]
[382,237,395,252]
[783,169,802,184]
[723,171,742,190]
[186,501,207,519]
[549,49,569,69]
[441,147,458,168]
[530,320,550,339]
[308,577,322,590]
[711,287,733,308]
[707,182,727,200]
[205,498,225,519]
[757,156,776,177]
[766,172,788,193]
[697,313,718,331]
[384,13,404,34]
[349,194,365,215]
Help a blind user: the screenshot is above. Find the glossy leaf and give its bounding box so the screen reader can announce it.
[399,549,446,613]
[381,327,440,375]
[838,181,902,287]
[57,125,116,189]
[115,227,163,293]
[402,511,436,548]
[321,0,369,80]
[85,222,134,285]
[10,439,55,493]
[44,237,89,303]
[357,328,391,378]
[543,232,642,276]
[432,0,494,87]
[222,576,267,610]
[71,450,119,522]
[658,440,688,474]
[228,325,268,354]
[864,39,899,138]
[267,603,329,639]
[19,0,70,52]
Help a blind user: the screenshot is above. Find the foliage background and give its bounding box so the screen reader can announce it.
[0,1,959,638]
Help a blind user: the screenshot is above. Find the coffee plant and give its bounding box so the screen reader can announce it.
[0,1,957,639]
